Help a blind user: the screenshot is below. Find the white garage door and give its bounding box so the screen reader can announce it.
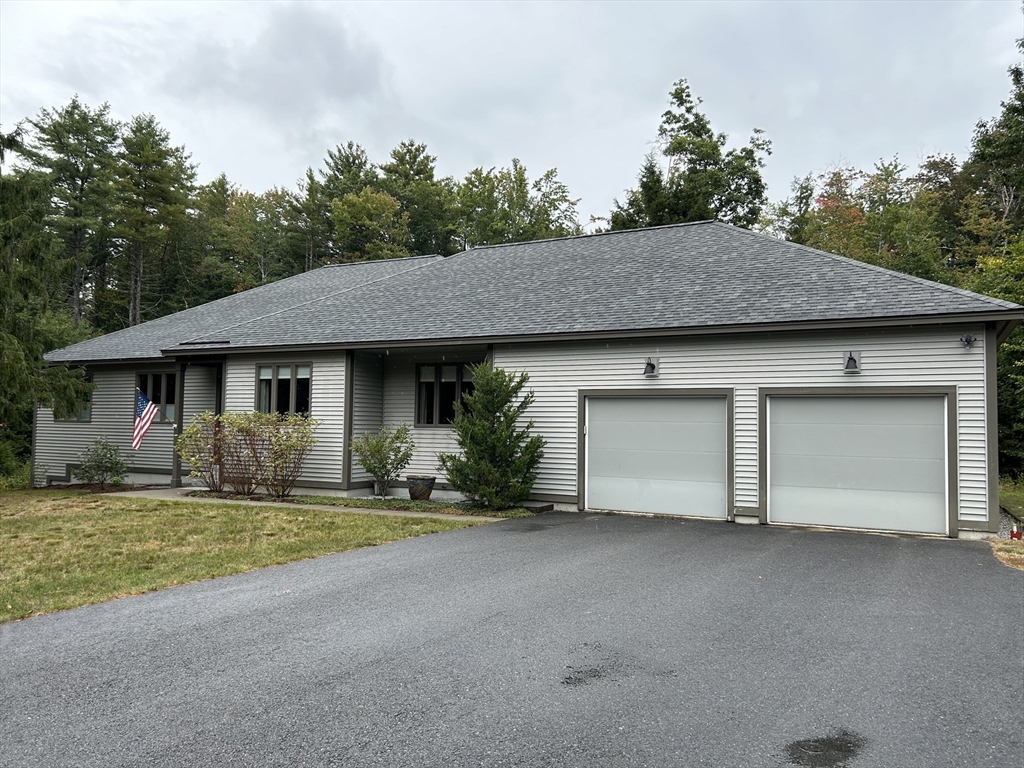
[768,395,948,534]
[586,397,727,518]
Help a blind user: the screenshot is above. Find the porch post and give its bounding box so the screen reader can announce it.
[341,350,354,490]
[171,360,187,488]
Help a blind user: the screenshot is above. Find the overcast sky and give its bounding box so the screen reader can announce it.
[1,0,1021,225]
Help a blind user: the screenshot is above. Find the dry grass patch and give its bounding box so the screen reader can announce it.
[990,540,1024,571]
[0,489,481,623]
[996,479,1024,570]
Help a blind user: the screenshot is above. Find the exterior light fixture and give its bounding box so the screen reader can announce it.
[960,334,977,349]
[644,357,659,378]
[843,351,861,374]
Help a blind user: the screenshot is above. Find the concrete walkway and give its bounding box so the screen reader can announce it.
[108,487,501,522]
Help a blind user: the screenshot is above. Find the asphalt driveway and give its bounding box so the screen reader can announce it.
[2,513,1021,767]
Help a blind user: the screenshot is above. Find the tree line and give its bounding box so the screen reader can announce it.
[2,42,1022,479]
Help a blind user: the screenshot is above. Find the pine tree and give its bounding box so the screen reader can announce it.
[113,115,195,326]
[19,96,120,327]
[437,364,545,509]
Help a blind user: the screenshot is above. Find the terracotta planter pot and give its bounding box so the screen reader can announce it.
[407,475,436,501]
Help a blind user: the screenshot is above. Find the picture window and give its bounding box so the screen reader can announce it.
[137,372,176,423]
[257,364,311,415]
[55,375,92,422]
[416,363,478,426]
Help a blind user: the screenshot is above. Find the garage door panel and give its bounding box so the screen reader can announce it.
[771,454,946,495]
[589,446,726,483]
[587,397,727,519]
[769,395,947,534]
[771,423,946,460]
[590,398,725,424]
[588,476,726,517]
[590,420,725,454]
[771,486,946,534]
[776,397,943,427]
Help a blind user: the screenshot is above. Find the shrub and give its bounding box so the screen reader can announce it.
[0,437,31,490]
[437,363,545,509]
[0,459,31,491]
[218,412,267,495]
[175,412,225,491]
[350,424,415,498]
[260,413,319,497]
[176,411,320,496]
[73,438,128,490]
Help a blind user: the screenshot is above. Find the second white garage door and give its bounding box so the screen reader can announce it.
[586,396,728,518]
[768,395,948,534]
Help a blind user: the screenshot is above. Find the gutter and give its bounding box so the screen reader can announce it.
[155,309,1024,360]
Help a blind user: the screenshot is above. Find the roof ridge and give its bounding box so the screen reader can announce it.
[179,256,443,345]
[717,223,1022,310]
[459,219,717,254]
[319,253,438,268]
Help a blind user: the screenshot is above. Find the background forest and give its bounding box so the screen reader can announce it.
[2,45,1023,484]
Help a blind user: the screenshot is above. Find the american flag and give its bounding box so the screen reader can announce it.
[133,390,160,450]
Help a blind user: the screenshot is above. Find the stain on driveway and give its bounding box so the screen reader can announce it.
[1,513,1021,767]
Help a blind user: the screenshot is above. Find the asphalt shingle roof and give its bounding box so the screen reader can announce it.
[45,256,436,362]
[46,222,1022,363]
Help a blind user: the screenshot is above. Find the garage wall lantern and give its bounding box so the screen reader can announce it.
[644,357,660,378]
[843,351,861,374]
[960,334,977,349]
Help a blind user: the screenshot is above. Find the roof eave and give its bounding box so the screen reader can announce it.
[156,308,1024,359]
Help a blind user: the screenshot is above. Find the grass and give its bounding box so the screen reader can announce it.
[994,478,1024,571]
[0,489,482,623]
[188,490,535,519]
[999,477,1024,521]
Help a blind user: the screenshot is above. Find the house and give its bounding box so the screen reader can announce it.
[36,221,1023,537]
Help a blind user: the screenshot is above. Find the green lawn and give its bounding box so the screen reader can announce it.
[999,477,1024,520]
[995,478,1024,570]
[0,489,482,623]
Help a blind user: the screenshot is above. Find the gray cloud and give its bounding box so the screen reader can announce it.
[168,4,388,125]
[3,0,1020,219]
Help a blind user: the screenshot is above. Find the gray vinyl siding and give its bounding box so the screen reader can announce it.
[350,352,384,483]
[182,365,218,423]
[382,351,481,479]
[223,352,345,485]
[180,364,219,475]
[493,325,990,523]
[33,365,182,485]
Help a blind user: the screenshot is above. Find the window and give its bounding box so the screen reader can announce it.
[416,363,477,426]
[137,372,176,423]
[257,364,311,415]
[55,375,92,422]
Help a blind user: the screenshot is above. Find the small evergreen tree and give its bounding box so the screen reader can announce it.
[438,364,545,509]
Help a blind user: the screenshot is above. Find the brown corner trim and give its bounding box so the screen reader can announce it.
[985,325,1000,533]
[342,350,354,490]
